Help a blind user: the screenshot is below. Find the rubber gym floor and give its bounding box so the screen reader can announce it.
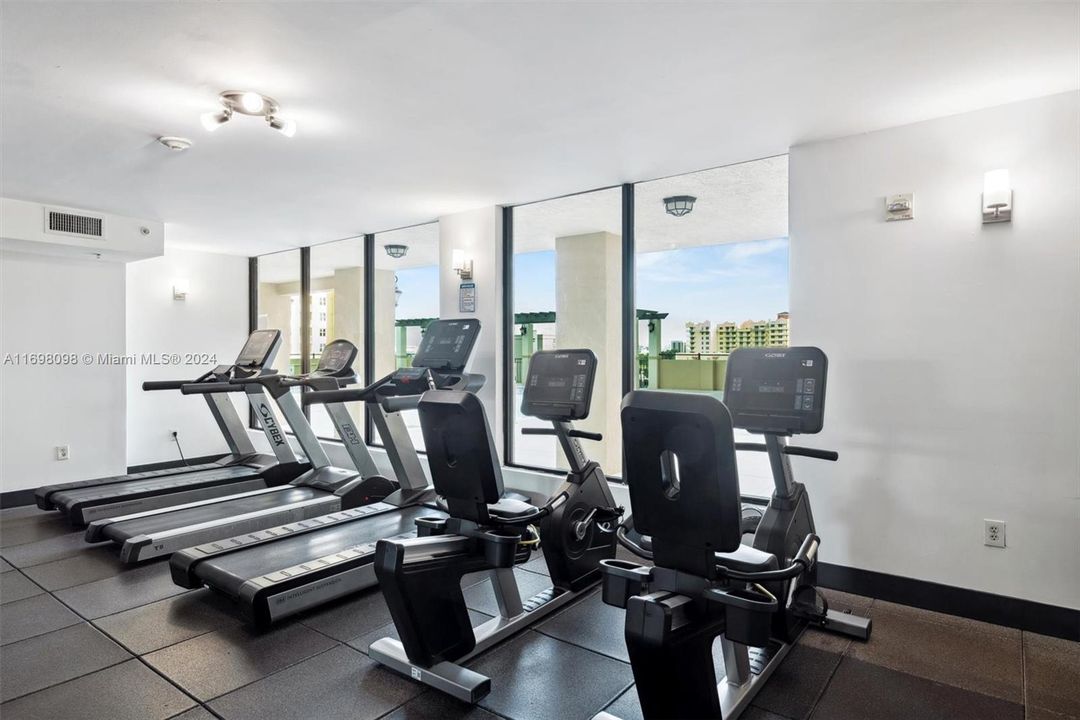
[1,504,1076,720]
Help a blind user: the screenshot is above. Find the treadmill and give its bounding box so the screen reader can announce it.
[170,318,483,627]
[35,330,311,526]
[85,338,394,563]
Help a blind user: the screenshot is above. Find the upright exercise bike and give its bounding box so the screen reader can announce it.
[597,347,871,720]
[369,349,622,702]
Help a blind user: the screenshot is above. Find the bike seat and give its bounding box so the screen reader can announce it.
[487,497,536,520]
[714,544,778,574]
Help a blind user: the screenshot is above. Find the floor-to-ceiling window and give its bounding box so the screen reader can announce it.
[253,249,304,433]
[634,155,789,497]
[509,188,623,476]
[307,236,365,440]
[373,223,440,450]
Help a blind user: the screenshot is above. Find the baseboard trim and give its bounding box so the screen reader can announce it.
[819,562,1079,641]
[125,454,222,474]
[0,489,37,509]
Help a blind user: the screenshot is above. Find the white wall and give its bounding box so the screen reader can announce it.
[126,248,249,466]
[789,91,1080,609]
[438,207,506,455]
[0,250,127,491]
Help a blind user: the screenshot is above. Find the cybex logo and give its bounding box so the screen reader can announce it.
[259,404,286,446]
[764,352,787,358]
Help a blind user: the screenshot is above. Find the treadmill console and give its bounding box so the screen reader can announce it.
[724,347,827,435]
[235,330,282,368]
[521,349,596,421]
[412,319,481,373]
[312,339,358,377]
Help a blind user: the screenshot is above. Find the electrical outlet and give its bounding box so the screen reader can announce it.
[984,519,1006,548]
[55,445,70,461]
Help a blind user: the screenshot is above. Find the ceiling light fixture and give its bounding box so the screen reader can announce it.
[157,136,193,151]
[385,244,409,259]
[663,195,697,217]
[199,90,297,137]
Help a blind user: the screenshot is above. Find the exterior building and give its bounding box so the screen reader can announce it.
[713,312,789,354]
[686,321,712,353]
[669,340,686,353]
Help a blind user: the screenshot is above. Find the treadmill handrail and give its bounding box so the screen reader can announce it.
[181,381,247,394]
[143,370,214,391]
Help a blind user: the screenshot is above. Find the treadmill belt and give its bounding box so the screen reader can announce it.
[196,505,445,596]
[53,465,257,506]
[101,487,324,541]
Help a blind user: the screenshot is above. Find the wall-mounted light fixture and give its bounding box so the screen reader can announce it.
[200,91,297,137]
[452,249,473,281]
[663,195,696,217]
[384,244,409,259]
[982,169,1012,224]
[885,193,914,222]
[172,278,190,301]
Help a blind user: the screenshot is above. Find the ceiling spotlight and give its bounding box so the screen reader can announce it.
[200,91,297,137]
[157,136,193,151]
[384,244,408,259]
[267,115,297,138]
[663,195,696,217]
[200,109,231,132]
[240,91,265,114]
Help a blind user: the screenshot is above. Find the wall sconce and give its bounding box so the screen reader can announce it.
[982,169,1012,224]
[452,249,473,281]
[172,278,190,301]
[885,193,914,222]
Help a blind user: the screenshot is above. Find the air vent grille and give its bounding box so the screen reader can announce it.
[47,210,103,238]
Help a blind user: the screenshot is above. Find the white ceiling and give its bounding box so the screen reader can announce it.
[2,2,1077,257]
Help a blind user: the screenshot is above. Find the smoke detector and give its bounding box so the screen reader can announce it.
[158,136,193,151]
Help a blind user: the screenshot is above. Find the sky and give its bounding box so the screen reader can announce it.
[514,236,790,349]
[388,236,790,350]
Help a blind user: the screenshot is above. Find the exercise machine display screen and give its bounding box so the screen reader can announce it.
[412,319,481,373]
[315,339,357,374]
[723,347,827,435]
[235,330,281,367]
[521,350,596,421]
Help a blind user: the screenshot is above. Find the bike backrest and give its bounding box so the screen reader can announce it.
[621,391,743,577]
[418,390,504,523]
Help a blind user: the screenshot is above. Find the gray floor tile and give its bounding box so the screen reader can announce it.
[20,545,126,591]
[297,586,393,642]
[0,658,196,720]
[468,631,634,720]
[518,551,549,577]
[604,688,789,720]
[536,588,629,661]
[0,593,81,645]
[0,507,74,548]
[811,657,1023,720]
[1026,707,1079,720]
[381,690,502,720]
[1024,631,1080,717]
[463,568,555,617]
[143,622,338,701]
[168,708,220,720]
[348,609,492,655]
[54,561,188,619]
[0,557,14,572]
[209,644,421,720]
[751,643,842,720]
[93,589,244,655]
[0,531,98,569]
[1,570,44,604]
[0,622,131,702]
[847,599,1023,703]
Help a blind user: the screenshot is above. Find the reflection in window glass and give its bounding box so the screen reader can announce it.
[511,188,622,476]
[374,223,440,450]
[634,155,789,497]
[307,236,365,440]
[255,249,304,432]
